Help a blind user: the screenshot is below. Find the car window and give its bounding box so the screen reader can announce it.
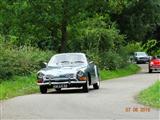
[136,52,147,56]
[48,54,87,67]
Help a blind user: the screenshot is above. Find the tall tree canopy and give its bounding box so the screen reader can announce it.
[0,0,159,53]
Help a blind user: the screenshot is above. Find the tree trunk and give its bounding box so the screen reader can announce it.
[60,18,67,52]
[59,1,68,53]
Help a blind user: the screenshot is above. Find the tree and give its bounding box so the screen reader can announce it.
[116,0,160,42]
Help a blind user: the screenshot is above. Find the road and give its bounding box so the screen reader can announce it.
[0,64,160,120]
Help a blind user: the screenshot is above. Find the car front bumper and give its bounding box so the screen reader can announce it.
[137,59,149,62]
[149,65,160,70]
[37,81,86,85]
[37,81,86,87]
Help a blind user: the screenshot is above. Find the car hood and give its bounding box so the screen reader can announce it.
[151,59,160,64]
[38,66,87,76]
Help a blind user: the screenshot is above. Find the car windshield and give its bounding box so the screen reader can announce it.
[48,53,87,67]
[136,52,147,56]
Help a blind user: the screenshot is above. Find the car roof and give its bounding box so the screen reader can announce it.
[52,53,86,58]
[134,52,146,53]
[54,53,85,56]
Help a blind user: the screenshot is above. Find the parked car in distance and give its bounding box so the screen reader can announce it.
[133,52,149,64]
[37,53,100,93]
[148,55,160,73]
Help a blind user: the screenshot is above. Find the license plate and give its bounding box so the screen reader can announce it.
[53,84,68,88]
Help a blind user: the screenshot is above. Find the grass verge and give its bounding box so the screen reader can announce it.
[100,64,140,80]
[137,81,160,108]
[0,74,38,100]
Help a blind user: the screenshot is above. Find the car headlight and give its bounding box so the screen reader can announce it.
[150,61,154,66]
[37,72,45,79]
[77,71,87,81]
[77,71,84,77]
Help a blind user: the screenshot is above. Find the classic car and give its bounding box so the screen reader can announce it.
[37,53,100,93]
[133,52,149,64]
[148,55,160,73]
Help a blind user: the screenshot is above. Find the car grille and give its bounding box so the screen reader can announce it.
[44,74,74,80]
[139,57,148,60]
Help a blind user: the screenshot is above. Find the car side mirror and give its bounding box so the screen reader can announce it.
[43,62,47,66]
[40,62,47,68]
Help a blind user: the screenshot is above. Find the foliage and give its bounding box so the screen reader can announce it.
[137,80,160,108]
[68,15,126,69]
[100,64,140,80]
[0,74,38,100]
[69,15,124,51]
[0,0,91,52]
[142,39,159,55]
[100,50,125,70]
[124,42,143,55]
[117,0,160,43]
[0,40,53,79]
[0,0,159,72]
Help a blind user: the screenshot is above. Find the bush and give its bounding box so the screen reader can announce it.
[124,42,142,55]
[68,15,125,53]
[100,50,127,70]
[0,43,54,80]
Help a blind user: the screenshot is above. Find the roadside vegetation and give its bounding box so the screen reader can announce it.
[100,64,140,80]
[0,75,38,100]
[0,43,53,80]
[137,81,160,108]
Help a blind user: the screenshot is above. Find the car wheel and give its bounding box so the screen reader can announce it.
[40,86,47,94]
[83,80,89,92]
[93,79,100,89]
[149,69,152,73]
[55,88,61,92]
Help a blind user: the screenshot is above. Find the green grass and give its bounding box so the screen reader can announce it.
[137,81,160,108]
[100,64,140,80]
[0,74,38,100]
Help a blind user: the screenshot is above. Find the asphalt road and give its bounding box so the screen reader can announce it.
[1,64,160,120]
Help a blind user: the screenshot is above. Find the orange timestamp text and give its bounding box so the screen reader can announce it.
[125,107,151,112]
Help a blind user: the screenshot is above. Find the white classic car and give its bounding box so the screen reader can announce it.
[37,53,100,93]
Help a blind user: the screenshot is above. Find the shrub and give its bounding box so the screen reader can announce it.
[124,42,142,55]
[86,49,101,66]
[0,43,54,80]
[68,15,125,53]
[100,50,127,70]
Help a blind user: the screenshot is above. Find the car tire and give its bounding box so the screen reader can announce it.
[93,79,100,89]
[40,86,47,94]
[149,69,152,73]
[83,80,89,93]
